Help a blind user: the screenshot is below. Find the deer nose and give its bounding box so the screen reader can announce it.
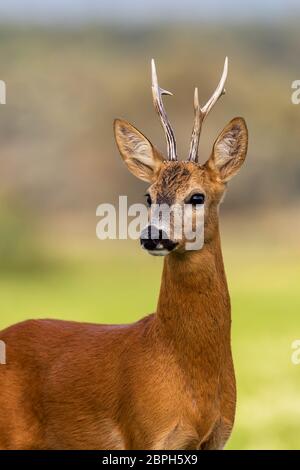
[140,225,177,253]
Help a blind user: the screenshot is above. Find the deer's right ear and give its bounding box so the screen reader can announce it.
[114,119,164,183]
[207,117,248,182]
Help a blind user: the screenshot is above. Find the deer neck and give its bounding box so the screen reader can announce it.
[156,227,231,370]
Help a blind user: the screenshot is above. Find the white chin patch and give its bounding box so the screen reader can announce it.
[148,249,169,257]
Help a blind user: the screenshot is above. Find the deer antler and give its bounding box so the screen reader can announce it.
[151,59,177,161]
[188,57,228,163]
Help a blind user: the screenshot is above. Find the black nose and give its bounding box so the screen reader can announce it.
[140,225,177,252]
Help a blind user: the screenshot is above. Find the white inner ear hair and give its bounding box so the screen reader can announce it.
[216,126,240,165]
[125,133,152,164]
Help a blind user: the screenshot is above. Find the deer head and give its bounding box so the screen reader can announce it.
[114,58,248,256]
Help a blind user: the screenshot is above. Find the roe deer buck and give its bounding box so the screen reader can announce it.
[0,58,248,450]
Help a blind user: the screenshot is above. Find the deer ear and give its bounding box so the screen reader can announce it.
[208,117,248,182]
[114,119,164,183]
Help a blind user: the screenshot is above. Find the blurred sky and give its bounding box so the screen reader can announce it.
[0,0,299,24]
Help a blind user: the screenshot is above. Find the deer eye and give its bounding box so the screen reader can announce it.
[188,193,205,205]
[145,194,152,207]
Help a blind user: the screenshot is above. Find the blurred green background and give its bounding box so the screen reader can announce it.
[0,0,300,450]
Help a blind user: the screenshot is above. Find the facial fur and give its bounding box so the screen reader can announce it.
[147,161,226,251]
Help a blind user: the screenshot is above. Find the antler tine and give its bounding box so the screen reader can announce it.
[151,59,177,161]
[201,56,228,116]
[188,87,202,164]
[188,57,228,163]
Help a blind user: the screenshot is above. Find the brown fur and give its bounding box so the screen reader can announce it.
[0,116,247,450]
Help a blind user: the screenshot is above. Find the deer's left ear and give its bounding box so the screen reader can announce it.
[208,117,248,182]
